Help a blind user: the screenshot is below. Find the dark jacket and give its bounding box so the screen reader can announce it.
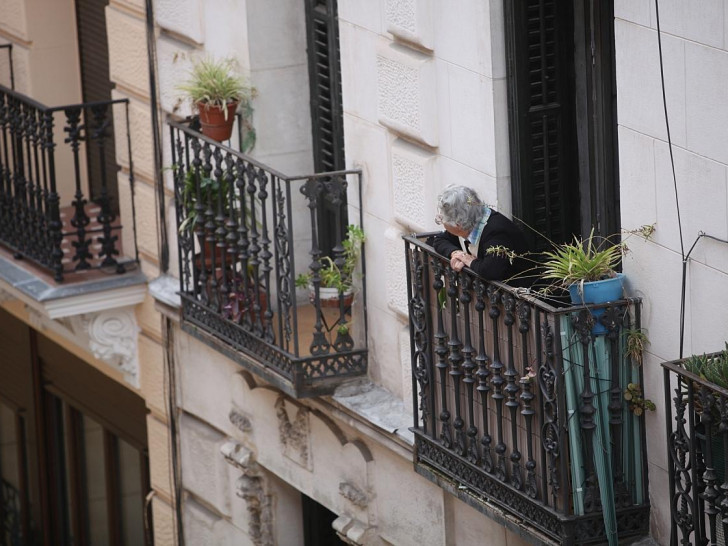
[428,211,530,285]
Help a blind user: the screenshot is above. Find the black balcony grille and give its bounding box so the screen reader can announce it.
[404,234,650,545]
[169,118,367,398]
[0,85,137,281]
[663,355,728,546]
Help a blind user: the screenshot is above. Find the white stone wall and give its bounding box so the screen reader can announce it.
[615,1,728,543]
[339,0,511,399]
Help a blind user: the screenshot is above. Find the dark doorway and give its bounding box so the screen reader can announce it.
[301,494,345,546]
[504,0,619,250]
[75,0,120,213]
[304,0,348,255]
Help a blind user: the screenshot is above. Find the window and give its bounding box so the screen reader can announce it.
[504,0,619,250]
[0,308,151,546]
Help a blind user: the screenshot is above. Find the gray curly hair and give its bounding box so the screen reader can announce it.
[436,185,485,231]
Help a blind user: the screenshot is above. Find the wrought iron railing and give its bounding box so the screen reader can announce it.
[663,354,728,546]
[0,85,138,281]
[169,118,367,398]
[404,234,650,545]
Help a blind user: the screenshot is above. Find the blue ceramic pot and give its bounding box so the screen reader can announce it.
[568,273,625,335]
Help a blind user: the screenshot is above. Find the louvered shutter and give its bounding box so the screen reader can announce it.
[505,0,580,251]
[75,0,119,212]
[305,0,347,253]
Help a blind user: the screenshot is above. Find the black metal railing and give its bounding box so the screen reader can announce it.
[0,84,137,281]
[663,355,728,546]
[405,234,650,545]
[169,118,367,398]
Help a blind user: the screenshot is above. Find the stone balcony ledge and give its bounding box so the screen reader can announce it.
[0,251,147,319]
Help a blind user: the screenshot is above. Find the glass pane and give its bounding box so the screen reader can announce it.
[117,439,144,546]
[82,415,109,546]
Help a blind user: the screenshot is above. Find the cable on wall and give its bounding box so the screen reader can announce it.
[654,0,728,359]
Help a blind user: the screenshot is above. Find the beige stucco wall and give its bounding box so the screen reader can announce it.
[338,0,512,401]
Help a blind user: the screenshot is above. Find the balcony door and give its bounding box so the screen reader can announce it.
[75,0,120,213]
[504,0,619,250]
[304,0,347,254]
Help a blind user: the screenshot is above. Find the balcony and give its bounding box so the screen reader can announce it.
[663,353,728,545]
[169,118,367,398]
[0,85,138,283]
[404,234,650,545]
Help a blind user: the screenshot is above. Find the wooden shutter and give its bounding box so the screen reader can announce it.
[305,0,345,173]
[305,0,347,254]
[504,0,580,251]
[75,0,119,212]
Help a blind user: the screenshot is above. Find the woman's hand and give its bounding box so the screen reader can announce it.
[450,250,475,272]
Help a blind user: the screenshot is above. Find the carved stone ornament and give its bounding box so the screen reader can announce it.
[221,441,274,546]
[229,408,252,433]
[275,396,311,470]
[64,307,140,382]
[338,482,369,508]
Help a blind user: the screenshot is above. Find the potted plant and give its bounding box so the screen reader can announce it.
[295,225,365,308]
[178,57,255,142]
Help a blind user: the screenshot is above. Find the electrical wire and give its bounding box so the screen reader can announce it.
[654,0,689,359]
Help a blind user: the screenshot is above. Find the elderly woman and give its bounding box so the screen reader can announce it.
[429,185,529,283]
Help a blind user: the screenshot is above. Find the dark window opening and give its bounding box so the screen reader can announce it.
[301,494,344,546]
[504,0,619,251]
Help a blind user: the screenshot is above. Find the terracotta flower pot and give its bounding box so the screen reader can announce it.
[197,101,238,142]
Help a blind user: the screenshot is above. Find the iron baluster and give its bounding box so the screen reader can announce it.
[474,279,492,472]
[246,162,263,335]
[235,158,251,328]
[301,177,330,355]
[503,293,522,490]
[408,246,431,436]
[213,148,228,314]
[432,258,451,447]
[202,145,220,311]
[488,286,507,482]
[517,300,538,499]
[719,398,728,538]
[10,97,27,256]
[459,274,478,464]
[43,111,63,281]
[64,106,93,270]
[173,130,193,294]
[446,267,466,457]
[89,104,120,270]
[572,309,600,513]
[24,104,40,261]
[698,387,720,545]
[256,166,275,343]
[329,175,354,352]
[601,305,632,507]
[190,139,208,305]
[540,318,561,509]
[0,92,10,245]
[221,153,237,317]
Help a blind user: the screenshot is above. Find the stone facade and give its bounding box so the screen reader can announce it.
[2,0,726,544]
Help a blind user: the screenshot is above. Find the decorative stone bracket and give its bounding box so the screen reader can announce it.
[27,305,140,387]
[221,441,274,546]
